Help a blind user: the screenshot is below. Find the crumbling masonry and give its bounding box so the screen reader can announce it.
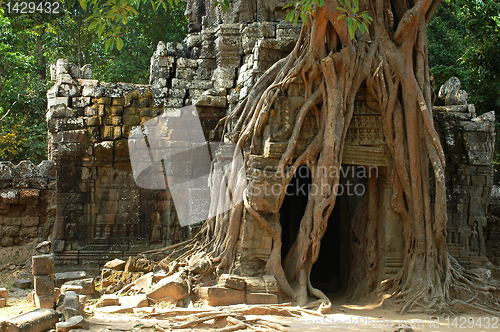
[0,1,496,283]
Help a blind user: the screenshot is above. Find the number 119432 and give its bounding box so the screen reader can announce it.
[5,2,60,14]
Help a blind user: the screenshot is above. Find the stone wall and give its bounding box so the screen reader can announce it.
[485,186,500,265]
[43,22,303,264]
[433,77,496,267]
[46,61,195,264]
[0,161,56,246]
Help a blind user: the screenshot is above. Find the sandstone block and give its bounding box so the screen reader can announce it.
[94,305,134,314]
[0,287,7,297]
[0,297,6,307]
[18,189,40,205]
[197,286,245,306]
[55,315,88,332]
[97,294,120,307]
[14,279,33,290]
[61,291,82,319]
[55,271,87,288]
[60,284,83,295]
[124,257,154,273]
[104,258,126,271]
[2,308,61,332]
[217,274,246,291]
[146,271,188,303]
[118,294,148,308]
[62,278,94,296]
[32,255,55,276]
[35,294,54,309]
[245,292,278,304]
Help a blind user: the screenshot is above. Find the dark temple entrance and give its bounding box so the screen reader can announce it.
[280,165,367,294]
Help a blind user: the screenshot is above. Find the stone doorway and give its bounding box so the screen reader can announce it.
[280,165,368,294]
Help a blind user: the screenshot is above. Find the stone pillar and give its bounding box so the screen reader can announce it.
[32,254,55,309]
[377,167,404,281]
[213,24,242,90]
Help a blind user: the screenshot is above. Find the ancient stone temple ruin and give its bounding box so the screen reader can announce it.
[0,0,496,293]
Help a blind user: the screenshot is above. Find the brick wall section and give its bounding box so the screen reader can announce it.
[0,160,56,246]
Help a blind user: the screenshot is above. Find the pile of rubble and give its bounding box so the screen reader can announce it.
[97,256,279,313]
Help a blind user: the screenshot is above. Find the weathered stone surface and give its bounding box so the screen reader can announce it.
[245,292,278,304]
[34,276,54,295]
[62,278,94,296]
[35,294,54,309]
[60,284,83,294]
[2,309,61,332]
[146,271,188,303]
[124,257,154,273]
[97,294,120,307]
[55,271,87,287]
[32,255,55,276]
[14,279,33,290]
[94,305,134,314]
[55,315,88,332]
[0,287,7,297]
[61,291,82,320]
[35,241,51,254]
[218,274,246,291]
[118,294,149,308]
[197,286,245,306]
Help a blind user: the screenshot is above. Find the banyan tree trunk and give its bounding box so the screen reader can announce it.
[151,0,500,315]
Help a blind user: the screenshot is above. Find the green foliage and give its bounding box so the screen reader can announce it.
[74,0,181,51]
[284,0,324,26]
[337,0,372,39]
[283,0,371,38]
[0,0,187,163]
[428,0,500,113]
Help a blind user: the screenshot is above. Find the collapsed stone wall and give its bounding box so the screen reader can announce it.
[0,161,56,247]
[433,77,496,267]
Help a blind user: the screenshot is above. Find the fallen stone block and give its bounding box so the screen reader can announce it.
[55,315,88,332]
[61,278,94,296]
[34,276,54,295]
[103,258,126,271]
[126,272,153,294]
[60,285,83,295]
[124,257,154,273]
[55,271,87,287]
[100,269,122,287]
[35,294,54,309]
[2,308,61,332]
[32,255,55,276]
[146,271,188,303]
[0,287,7,297]
[61,291,82,320]
[218,274,246,291]
[197,286,245,306]
[97,294,120,307]
[244,275,278,294]
[14,279,34,290]
[118,294,148,308]
[246,292,278,304]
[94,305,134,314]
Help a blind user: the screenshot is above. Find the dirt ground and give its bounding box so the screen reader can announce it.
[0,241,498,332]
